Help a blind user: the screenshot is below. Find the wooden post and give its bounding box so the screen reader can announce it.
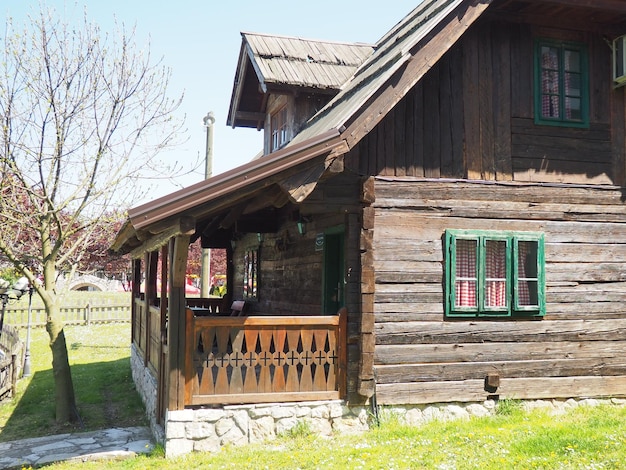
[167,233,192,411]
[145,251,159,367]
[156,244,169,424]
[143,252,151,367]
[131,259,141,346]
[10,353,17,397]
[358,178,376,398]
[337,307,348,398]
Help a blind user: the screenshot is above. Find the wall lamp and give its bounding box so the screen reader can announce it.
[297,220,306,236]
[296,216,311,236]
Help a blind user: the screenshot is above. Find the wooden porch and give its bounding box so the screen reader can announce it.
[133,297,347,408]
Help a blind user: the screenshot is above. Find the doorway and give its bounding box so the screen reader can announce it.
[323,228,345,314]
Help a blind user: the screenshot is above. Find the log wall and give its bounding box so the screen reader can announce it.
[372,179,626,404]
[346,19,626,186]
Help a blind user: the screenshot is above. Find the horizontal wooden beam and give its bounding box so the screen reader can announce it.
[530,0,626,14]
[375,376,626,405]
[129,216,195,259]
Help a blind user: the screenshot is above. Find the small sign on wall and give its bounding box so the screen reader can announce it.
[315,233,324,251]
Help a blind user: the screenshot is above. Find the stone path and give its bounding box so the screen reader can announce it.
[0,426,154,469]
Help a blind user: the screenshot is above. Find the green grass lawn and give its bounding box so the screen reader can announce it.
[45,400,626,469]
[0,322,146,442]
[4,320,626,469]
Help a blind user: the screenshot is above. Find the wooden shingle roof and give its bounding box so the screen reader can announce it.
[244,32,374,90]
[227,33,374,128]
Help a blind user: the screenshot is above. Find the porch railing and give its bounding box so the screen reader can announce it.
[133,298,146,354]
[185,309,347,405]
[132,298,164,375]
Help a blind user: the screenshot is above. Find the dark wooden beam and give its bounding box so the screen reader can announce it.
[167,234,191,411]
[129,216,195,258]
[219,204,246,230]
[529,0,626,14]
[234,110,266,123]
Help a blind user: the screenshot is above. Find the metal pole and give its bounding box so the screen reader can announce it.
[23,286,33,377]
[200,111,215,298]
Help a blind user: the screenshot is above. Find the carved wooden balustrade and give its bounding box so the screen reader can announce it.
[185,309,347,405]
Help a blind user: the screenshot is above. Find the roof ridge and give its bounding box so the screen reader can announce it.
[240,31,375,48]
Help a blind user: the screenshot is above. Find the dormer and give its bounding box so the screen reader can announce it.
[227,32,374,156]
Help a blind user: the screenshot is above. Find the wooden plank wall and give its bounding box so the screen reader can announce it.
[372,179,626,404]
[346,20,624,186]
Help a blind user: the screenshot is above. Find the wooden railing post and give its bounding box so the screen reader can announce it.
[338,308,348,398]
[10,353,18,397]
[184,307,194,406]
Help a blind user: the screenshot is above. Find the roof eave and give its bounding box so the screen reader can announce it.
[127,127,345,235]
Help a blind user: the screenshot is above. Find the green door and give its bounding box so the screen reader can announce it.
[323,229,345,314]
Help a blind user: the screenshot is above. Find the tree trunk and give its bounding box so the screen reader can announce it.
[45,311,80,424]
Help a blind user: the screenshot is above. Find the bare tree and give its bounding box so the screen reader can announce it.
[0,7,188,423]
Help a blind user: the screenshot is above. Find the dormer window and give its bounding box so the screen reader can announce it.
[270,106,289,151]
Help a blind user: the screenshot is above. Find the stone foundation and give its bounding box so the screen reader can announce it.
[130,344,164,444]
[163,401,369,457]
[131,346,626,457]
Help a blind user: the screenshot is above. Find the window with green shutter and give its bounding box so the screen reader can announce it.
[444,230,545,318]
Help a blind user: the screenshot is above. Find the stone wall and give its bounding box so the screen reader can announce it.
[130,344,164,444]
[163,401,370,458]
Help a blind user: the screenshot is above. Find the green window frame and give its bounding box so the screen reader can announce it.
[444,230,545,318]
[534,39,589,128]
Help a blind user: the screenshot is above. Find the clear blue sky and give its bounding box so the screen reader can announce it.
[3,1,416,201]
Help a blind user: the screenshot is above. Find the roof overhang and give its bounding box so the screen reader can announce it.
[111,128,348,255]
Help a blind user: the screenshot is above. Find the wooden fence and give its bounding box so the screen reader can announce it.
[4,303,131,328]
[0,324,24,400]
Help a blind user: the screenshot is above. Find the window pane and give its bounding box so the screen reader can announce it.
[517,241,538,307]
[565,97,581,120]
[564,50,580,72]
[455,239,477,308]
[565,73,581,97]
[485,240,507,308]
[541,46,559,71]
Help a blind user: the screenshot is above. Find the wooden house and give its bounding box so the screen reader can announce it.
[111,0,626,455]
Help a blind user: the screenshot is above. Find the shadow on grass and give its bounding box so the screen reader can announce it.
[0,357,147,443]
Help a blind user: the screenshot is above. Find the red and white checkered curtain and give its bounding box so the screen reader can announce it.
[455,239,476,308]
[485,240,507,308]
[563,50,577,120]
[517,241,532,306]
[541,46,559,119]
